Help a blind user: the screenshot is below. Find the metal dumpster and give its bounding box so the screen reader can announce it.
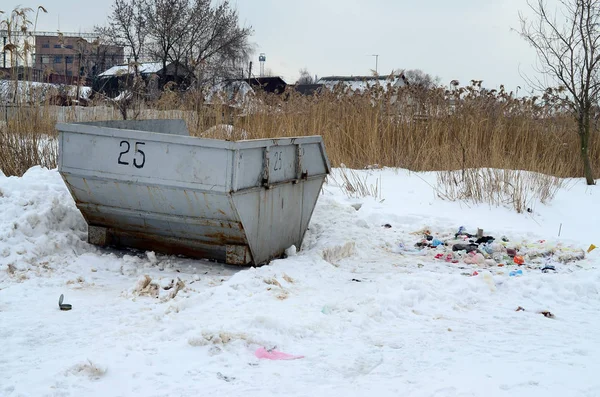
[56,119,330,265]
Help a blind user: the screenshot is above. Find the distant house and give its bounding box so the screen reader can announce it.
[34,34,124,80]
[93,61,192,98]
[0,31,123,84]
[206,80,253,104]
[292,84,325,96]
[316,74,408,92]
[206,76,288,105]
[216,76,287,95]
[238,76,288,94]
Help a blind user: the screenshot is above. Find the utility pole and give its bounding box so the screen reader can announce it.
[76,52,82,101]
[371,54,379,75]
[2,36,6,68]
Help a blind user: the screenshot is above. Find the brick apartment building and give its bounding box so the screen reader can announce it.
[33,34,124,82]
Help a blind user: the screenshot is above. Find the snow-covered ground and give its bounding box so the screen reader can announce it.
[1,167,599,397]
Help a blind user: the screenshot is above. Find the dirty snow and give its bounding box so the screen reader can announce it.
[1,166,599,397]
[0,80,92,102]
[98,62,164,77]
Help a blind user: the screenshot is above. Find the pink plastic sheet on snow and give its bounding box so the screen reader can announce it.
[255,347,304,360]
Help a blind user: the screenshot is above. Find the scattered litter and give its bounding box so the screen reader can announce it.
[217,372,235,382]
[58,294,72,311]
[540,311,555,318]
[396,243,427,256]
[264,278,283,288]
[431,238,444,247]
[588,244,597,253]
[541,265,556,273]
[558,250,586,263]
[434,252,459,263]
[255,347,304,360]
[164,278,185,300]
[481,271,496,291]
[513,255,525,265]
[382,224,392,229]
[351,278,362,282]
[398,226,586,275]
[516,306,555,318]
[282,273,295,283]
[464,252,485,265]
[509,270,523,277]
[452,243,478,253]
[133,275,160,298]
[476,236,495,244]
[484,259,496,267]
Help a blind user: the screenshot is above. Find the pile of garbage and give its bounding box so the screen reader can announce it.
[397,226,590,275]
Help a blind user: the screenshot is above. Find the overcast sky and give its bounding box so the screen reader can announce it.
[17,0,545,92]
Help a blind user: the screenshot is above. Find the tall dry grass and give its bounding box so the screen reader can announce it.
[222,84,597,179]
[436,168,565,213]
[0,82,598,183]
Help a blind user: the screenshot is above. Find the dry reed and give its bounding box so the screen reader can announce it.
[1,82,597,185]
[436,168,564,213]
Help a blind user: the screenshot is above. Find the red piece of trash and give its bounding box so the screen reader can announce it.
[255,347,304,360]
[472,271,479,276]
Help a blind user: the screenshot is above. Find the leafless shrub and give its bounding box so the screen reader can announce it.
[331,166,382,200]
[436,168,564,213]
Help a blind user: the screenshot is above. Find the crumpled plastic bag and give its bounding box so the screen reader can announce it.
[255,347,304,360]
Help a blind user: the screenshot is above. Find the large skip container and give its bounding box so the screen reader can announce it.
[56,120,330,265]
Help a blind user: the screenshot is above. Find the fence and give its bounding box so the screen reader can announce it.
[0,103,205,132]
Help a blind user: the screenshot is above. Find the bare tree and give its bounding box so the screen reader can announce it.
[399,69,441,89]
[519,0,598,185]
[96,0,149,120]
[145,0,188,83]
[184,0,253,87]
[140,0,252,89]
[98,0,147,74]
[296,68,314,84]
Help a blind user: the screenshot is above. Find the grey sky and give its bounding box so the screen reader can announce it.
[16,0,543,92]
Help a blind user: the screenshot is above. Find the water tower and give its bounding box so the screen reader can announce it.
[259,53,266,77]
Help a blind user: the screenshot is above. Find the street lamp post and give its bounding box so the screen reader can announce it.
[372,54,379,75]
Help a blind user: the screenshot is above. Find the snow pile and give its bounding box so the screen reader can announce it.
[98,62,163,77]
[1,167,599,396]
[0,80,92,102]
[0,166,88,282]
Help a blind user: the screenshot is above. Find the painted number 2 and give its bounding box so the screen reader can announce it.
[273,151,283,171]
[118,140,146,169]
